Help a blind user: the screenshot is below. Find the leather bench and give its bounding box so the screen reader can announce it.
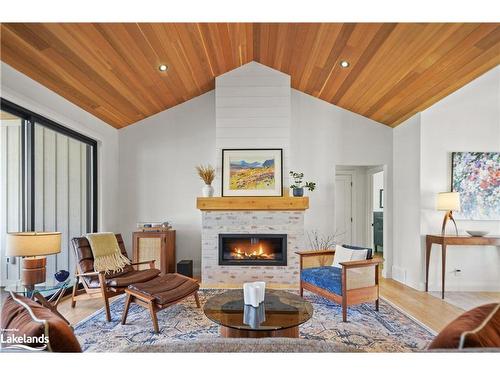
[121,273,200,333]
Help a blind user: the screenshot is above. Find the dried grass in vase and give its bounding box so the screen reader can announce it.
[196,164,215,185]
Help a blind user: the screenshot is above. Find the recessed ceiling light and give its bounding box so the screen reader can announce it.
[340,60,350,68]
[158,64,168,72]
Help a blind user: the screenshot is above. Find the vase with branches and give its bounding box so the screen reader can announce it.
[289,171,316,197]
[306,230,344,266]
[196,164,216,197]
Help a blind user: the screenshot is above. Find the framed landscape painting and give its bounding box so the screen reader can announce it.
[222,149,283,197]
[451,152,500,220]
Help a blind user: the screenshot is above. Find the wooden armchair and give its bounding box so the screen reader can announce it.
[296,248,383,322]
[71,234,161,322]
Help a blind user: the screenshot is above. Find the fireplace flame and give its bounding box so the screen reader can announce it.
[232,244,273,259]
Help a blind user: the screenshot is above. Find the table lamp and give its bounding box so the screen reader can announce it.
[6,232,61,290]
[436,192,461,236]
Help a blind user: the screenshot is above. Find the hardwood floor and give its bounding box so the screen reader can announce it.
[57,294,122,326]
[429,291,500,312]
[6,277,497,333]
[379,278,464,332]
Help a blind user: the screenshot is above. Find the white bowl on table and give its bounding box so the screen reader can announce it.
[466,230,489,237]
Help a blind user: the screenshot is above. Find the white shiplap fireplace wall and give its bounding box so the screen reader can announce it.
[201,62,303,287]
[214,62,291,192]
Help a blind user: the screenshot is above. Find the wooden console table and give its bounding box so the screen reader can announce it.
[425,235,500,299]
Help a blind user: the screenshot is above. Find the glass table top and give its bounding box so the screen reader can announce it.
[5,279,73,295]
[203,289,313,331]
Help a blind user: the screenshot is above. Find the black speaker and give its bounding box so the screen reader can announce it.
[177,260,193,278]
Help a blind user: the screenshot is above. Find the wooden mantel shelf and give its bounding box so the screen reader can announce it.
[196,197,309,211]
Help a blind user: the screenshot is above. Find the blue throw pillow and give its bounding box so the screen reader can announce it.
[341,244,373,259]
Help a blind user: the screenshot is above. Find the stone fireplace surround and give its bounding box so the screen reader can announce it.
[201,210,305,288]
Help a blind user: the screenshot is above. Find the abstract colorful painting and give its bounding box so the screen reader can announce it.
[222,149,283,196]
[452,152,500,220]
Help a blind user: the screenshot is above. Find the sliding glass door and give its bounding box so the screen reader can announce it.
[0,99,97,286]
[0,110,24,282]
[33,124,93,282]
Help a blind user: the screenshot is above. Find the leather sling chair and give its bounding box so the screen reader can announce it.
[71,233,160,321]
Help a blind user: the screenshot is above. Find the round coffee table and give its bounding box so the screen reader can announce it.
[203,289,313,338]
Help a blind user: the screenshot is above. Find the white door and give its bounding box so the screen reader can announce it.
[335,174,353,245]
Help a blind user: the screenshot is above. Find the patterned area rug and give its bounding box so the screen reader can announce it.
[73,289,435,352]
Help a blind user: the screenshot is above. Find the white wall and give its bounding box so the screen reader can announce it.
[291,90,394,276]
[393,66,500,291]
[1,62,120,233]
[421,66,500,291]
[393,114,422,288]
[118,92,215,273]
[215,62,291,193]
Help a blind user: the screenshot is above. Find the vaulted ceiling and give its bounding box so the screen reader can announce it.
[1,23,499,129]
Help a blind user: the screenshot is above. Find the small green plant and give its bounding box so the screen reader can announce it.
[289,171,316,191]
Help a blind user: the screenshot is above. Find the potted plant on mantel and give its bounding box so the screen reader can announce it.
[289,171,316,197]
[196,164,215,197]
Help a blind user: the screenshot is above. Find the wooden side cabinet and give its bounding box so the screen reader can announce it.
[132,231,176,274]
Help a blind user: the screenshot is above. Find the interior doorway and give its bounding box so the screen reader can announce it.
[334,174,352,244]
[335,165,384,254]
[371,170,384,254]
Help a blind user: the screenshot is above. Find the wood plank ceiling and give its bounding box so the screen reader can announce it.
[1,23,499,128]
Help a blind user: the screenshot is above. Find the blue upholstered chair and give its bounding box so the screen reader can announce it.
[296,245,383,322]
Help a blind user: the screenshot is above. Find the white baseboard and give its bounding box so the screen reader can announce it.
[391,265,406,284]
[426,282,500,292]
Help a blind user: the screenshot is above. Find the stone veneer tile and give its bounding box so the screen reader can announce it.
[201,210,305,287]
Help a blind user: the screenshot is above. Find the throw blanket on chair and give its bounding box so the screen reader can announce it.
[86,233,130,274]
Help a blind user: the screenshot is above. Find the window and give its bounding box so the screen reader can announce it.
[0,98,97,285]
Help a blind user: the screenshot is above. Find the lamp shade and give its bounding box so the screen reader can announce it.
[436,192,461,211]
[6,232,61,257]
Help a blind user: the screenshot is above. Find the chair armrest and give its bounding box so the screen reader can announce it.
[129,260,156,266]
[296,250,335,270]
[295,250,335,257]
[75,270,103,277]
[130,260,156,269]
[339,258,384,269]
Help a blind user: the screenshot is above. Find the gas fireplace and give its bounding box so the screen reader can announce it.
[218,234,287,266]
